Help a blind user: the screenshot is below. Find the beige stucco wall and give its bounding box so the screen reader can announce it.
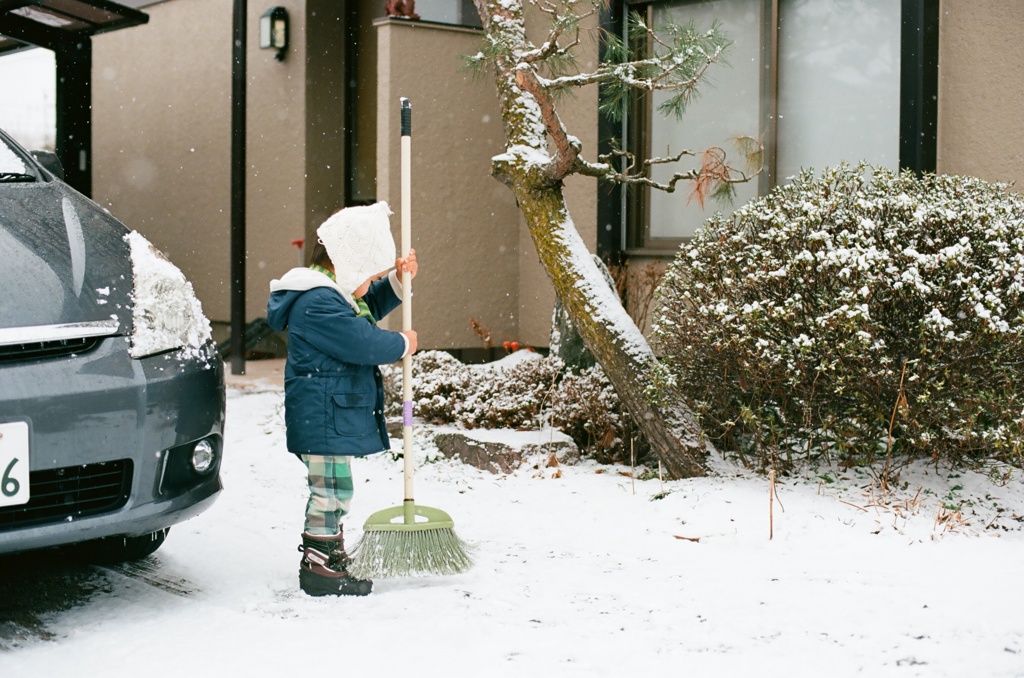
[92,0,234,322]
[91,2,599,351]
[374,11,600,351]
[937,0,1024,186]
[93,0,343,326]
[374,19,522,348]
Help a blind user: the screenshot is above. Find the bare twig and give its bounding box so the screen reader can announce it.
[882,359,910,490]
[630,437,636,496]
[520,1,596,64]
[468,317,494,349]
[772,474,785,513]
[577,141,763,201]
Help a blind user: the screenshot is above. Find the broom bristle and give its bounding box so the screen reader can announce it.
[349,527,473,579]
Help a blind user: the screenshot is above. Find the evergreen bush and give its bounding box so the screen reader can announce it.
[384,351,638,461]
[385,351,560,430]
[652,165,1024,468]
[548,365,632,464]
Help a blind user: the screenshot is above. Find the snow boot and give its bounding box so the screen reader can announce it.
[298,530,373,597]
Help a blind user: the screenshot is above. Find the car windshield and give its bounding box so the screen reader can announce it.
[0,136,35,182]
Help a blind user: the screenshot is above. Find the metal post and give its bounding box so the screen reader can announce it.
[230,0,247,375]
[899,0,939,176]
[55,36,92,196]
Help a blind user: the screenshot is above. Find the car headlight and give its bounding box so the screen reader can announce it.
[125,231,212,359]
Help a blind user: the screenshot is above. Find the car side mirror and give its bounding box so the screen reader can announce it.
[30,150,64,180]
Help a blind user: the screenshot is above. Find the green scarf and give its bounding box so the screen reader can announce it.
[310,264,335,281]
[310,265,375,324]
[354,297,375,324]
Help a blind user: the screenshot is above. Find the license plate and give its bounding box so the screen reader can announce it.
[0,421,30,507]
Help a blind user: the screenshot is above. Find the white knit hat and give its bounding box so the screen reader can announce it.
[316,201,395,299]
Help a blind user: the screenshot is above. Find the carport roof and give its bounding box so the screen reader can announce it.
[0,0,147,54]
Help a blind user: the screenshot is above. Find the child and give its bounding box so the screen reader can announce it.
[266,202,418,597]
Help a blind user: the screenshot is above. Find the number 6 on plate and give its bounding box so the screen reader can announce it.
[0,421,30,507]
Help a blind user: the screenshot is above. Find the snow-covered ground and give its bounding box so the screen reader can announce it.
[4,369,1024,677]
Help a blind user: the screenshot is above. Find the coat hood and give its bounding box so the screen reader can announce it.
[266,267,347,330]
[316,201,395,299]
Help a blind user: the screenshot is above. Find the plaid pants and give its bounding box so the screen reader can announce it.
[300,454,354,536]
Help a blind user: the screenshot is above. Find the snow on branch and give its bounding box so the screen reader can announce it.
[537,42,724,97]
[518,0,596,65]
[514,64,581,181]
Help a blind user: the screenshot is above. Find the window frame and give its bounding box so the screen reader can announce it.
[600,0,939,256]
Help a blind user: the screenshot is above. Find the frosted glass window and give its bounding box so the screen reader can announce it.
[649,0,763,239]
[776,0,901,181]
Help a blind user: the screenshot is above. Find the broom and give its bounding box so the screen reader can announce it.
[349,97,472,579]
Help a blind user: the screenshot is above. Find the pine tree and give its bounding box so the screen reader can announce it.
[470,0,761,477]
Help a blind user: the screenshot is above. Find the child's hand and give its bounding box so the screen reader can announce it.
[397,248,418,280]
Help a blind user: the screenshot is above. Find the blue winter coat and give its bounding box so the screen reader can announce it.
[266,268,406,457]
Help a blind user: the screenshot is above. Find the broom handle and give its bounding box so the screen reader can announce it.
[400,97,414,508]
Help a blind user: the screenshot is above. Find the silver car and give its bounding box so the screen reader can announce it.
[0,129,224,563]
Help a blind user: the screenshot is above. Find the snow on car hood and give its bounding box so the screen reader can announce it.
[126,230,212,360]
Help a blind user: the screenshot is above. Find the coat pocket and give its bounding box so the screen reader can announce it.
[332,392,376,437]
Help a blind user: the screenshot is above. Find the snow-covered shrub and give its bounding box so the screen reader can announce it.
[382,351,467,421]
[383,350,638,460]
[549,365,634,464]
[387,351,559,430]
[457,355,563,429]
[653,165,1024,468]
[410,350,473,423]
[381,362,402,418]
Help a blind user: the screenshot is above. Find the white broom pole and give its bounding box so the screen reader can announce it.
[400,97,415,517]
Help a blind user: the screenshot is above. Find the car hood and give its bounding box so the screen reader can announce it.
[0,181,133,333]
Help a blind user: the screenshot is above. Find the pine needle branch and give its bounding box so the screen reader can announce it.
[577,135,764,206]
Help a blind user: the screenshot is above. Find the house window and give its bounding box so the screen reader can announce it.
[411,1,482,28]
[776,0,901,179]
[647,0,763,243]
[615,0,935,252]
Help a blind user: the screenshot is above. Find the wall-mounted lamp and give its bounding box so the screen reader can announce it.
[259,6,288,61]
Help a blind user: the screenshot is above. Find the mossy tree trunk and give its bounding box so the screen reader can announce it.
[473,0,710,478]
